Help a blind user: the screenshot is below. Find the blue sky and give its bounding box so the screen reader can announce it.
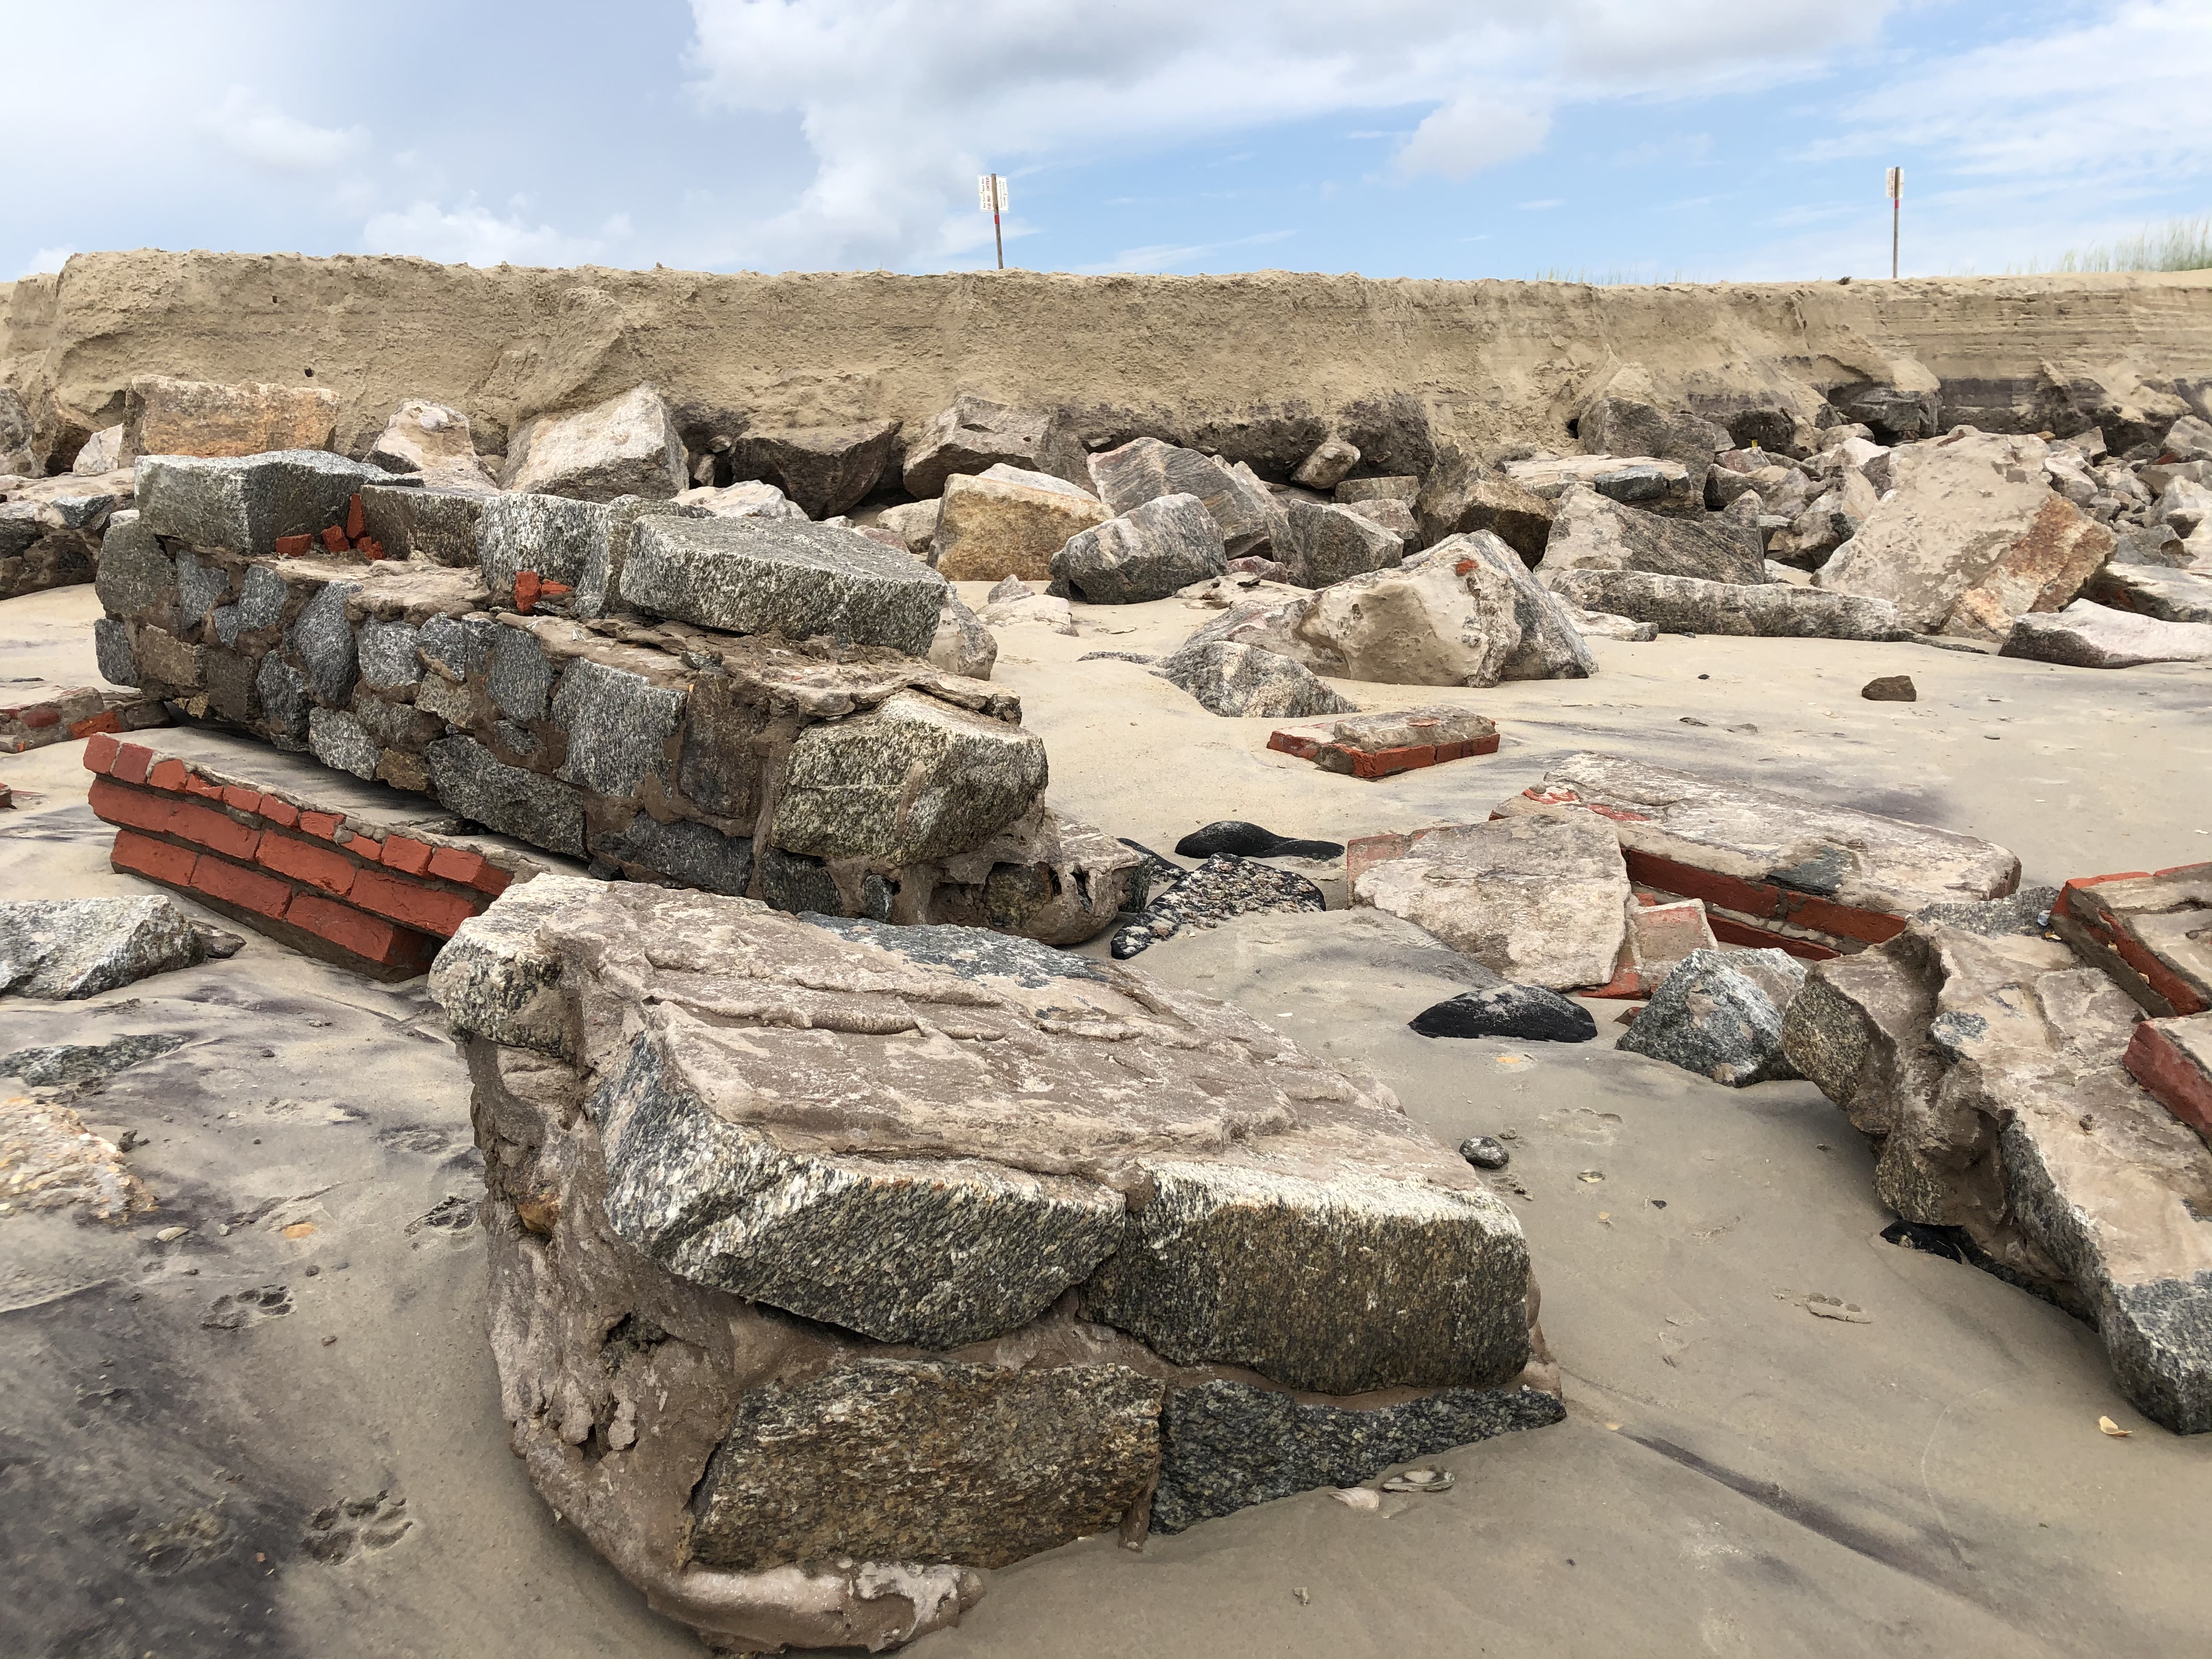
[5,1,2207,285]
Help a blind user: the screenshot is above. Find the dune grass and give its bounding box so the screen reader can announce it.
[2038,215,2212,274]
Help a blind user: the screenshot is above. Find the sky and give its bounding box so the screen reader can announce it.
[3,0,2208,286]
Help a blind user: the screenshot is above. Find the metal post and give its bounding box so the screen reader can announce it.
[992,174,1004,270]
[1886,167,1901,279]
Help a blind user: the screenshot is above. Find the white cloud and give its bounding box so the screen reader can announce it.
[1075,229,1297,274]
[684,0,1894,269]
[21,245,75,278]
[204,86,368,172]
[359,200,611,268]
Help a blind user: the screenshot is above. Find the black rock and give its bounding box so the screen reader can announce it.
[1409,985,1598,1043]
[1175,820,1346,861]
[1459,1136,1511,1170]
[1114,839,1188,911]
[1109,854,1326,958]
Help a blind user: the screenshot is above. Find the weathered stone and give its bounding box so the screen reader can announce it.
[356,619,422,690]
[620,517,945,655]
[1267,704,1498,775]
[1088,438,1282,558]
[902,397,1085,498]
[1409,985,1596,1043]
[173,551,230,627]
[774,692,1047,865]
[674,479,810,520]
[237,563,289,631]
[135,449,384,555]
[1276,499,1403,588]
[1052,493,1226,602]
[2084,562,2212,623]
[1155,640,1357,719]
[426,735,586,856]
[1563,603,1658,642]
[921,812,1142,946]
[1826,382,1940,444]
[1913,886,2060,939]
[364,398,495,487]
[550,659,683,798]
[359,483,489,568]
[286,579,359,706]
[1493,752,2022,951]
[1081,1159,1530,1395]
[1339,495,1419,541]
[0,897,207,999]
[2050,864,2211,1018]
[1353,813,1632,990]
[690,1360,1162,1569]
[1507,454,1703,517]
[131,625,202,690]
[505,384,686,502]
[2000,599,2212,668]
[93,511,173,616]
[733,419,901,519]
[70,424,125,476]
[1618,947,1807,1086]
[254,654,309,739]
[422,874,587,1053]
[123,374,338,459]
[1334,476,1420,505]
[878,498,941,554]
[1579,395,1731,475]
[1293,438,1361,490]
[1414,458,1554,562]
[1150,1382,1563,1534]
[307,706,381,780]
[926,590,997,679]
[978,580,1076,635]
[932,473,1113,584]
[419,613,494,682]
[0,1033,187,1090]
[1543,568,1909,639]
[1863,674,1917,701]
[595,814,754,896]
[476,492,611,607]
[1538,485,1768,584]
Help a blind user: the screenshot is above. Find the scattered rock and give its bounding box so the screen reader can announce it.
[505,385,686,503]
[732,419,902,518]
[1293,438,1361,490]
[934,472,1113,583]
[1563,605,1658,642]
[0,896,209,999]
[1538,486,1768,585]
[123,374,338,459]
[1543,568,1908,640]
[365,399,495,488]
[1410,985,1598,1042]
[71,424,125,476]
[978,577,1078,634]
[1414,459,1555,562]
[1089,438,1282,558]
[1053,493,1226,602]
[1861,674,1917,701]
[1617,948,1808,1086]
[1155,640,1357,719]
[1174,821,1345,860]
[1459,1136,1511,1170]
[1999,600,2212,669]
[2083,563,2212,624]
[927,590,997,679]
[673,479,810,521]
[1276,500,1404,588]
[1578,396,1731,476]
[1508,455,1702,518]
[901,397,1085,499]
[1109,854,1327,957]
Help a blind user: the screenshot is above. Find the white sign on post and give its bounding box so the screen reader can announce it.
[978,174,1009,211]
[1886,167,1901,202]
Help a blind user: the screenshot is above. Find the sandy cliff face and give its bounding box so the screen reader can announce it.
[3,253,2209,475]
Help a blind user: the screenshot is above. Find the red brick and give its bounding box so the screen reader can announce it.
[191,853,294,919]
[274,533,313,558]
[358,537,386,561]
[259,797,300,828]
[112,742,154,785]
[69,710,123,738]
[319,525,349,554]
[514,569,543,613]
[1346,743,1435,780]
[82,731,121,774]
[1267,731,1322,759]
[382,836,433,876]
[148,757,189,792]
[87,777,174,835]
[21,706,60,729]
[348,867,479,936]
[111,829,198,887]
[287,893,434,968]
[222,785,263,814]
[1702,910,1841,961]
[168,799,261,861]
[256,830,357,896]
[300,810,343,840]
[184,774,227,800]
[1623,850,1905,949]
[346,494,365,541]
[345,834,384,863]
[469,864,514,896]
[2125,1020,2212,1136]
[426,845,485,885]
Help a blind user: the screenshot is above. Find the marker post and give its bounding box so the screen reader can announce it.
[1887,167,1901,279]
[978,173,1007,269]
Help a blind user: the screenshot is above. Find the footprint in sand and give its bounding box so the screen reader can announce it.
[303,1491,412,1563]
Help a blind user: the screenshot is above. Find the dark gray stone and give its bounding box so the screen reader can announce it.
[173,551,231,625]
[1052,493,1227,603]
[773,693,1047,866]
[673,675,765,820]
[589,1029,1126,1346]
[238,564,290,632]
[1110,853,1326,959]
[0,1033,187,1088]
[1155,640,1358,719]
[689,1359,1161,1571]
[1173,821,1344,860]
[286,580,359,706]
[255,654,310,738]
[584,496,714,616]
[426,736,586,856]
[1618,947,1807,1086]
[307,707,381,780]
[1862,674,1917,701]
[1080,1157,1531,1394]
[550,659,682,798]
[594,813,753,896]
[1149,1381,1564,1533]
[93,618,137,687]
[358,482,487,568]
[731,419,901,518]
[620,516,946,654]
[0,898,208,1000]
[1277,499,1404,588]
[2100,1276,2212,1438]
[93,512,173,616]
[476,493,611,606]
[134,449,383,555]
[1543,568,1909,640]
[1912,886,2061,938]
[902,397,1087,498]
[357,619,423,690]
[757,846,843,915]
[486,628,555,722]
[1826,383,1939,444]
[1410,985,1597,1042]
[1579,396,1731,473]
[419,613,494,682]
[1460,1136,1511,1170]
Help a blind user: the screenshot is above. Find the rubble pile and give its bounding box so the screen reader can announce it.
[428,879,1561,1651]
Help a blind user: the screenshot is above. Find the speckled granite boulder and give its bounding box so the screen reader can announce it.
[0,897,208,999]
[431,881,1559,1651]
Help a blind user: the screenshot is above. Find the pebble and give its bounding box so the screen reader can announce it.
[1110,855,1325,958]
[1459,1136,1510,1170]
[1861,674,1917,702]
[155,1226,188,1243]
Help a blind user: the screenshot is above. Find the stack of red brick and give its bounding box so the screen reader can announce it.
[274,493,386,561]
[2,685,164,755]
[84,732,514,978]
[1268,707,1500,782]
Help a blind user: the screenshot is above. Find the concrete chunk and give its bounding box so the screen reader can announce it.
[1545,567,1909,639]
